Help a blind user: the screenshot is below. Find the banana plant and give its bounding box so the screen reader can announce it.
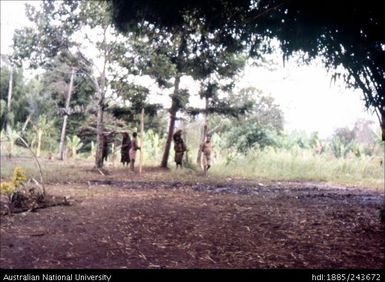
[31,115,55,157]
[66,135,83,158]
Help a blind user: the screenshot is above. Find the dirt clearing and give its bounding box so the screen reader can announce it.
[1,174,383,269]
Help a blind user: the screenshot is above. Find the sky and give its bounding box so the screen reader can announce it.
[0,0,378,139]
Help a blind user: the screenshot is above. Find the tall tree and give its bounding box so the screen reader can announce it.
[12,0,142,167]
[22,77,57,139]
[41,54,95,142]
[110,0,385,140]
[111,1,252,167]
[58,67,75,160]
[186,51,248,165]
[0,62,28,131]
[12,1,87,159]
[213,87,284,153]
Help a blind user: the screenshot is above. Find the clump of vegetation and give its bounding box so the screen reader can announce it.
[0,182,15,196]
[12,166,28,188]
[0,167,46,215]
[0,166,27,196]
[66,135,83,159]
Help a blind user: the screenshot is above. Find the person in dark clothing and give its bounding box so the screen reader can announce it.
[101,131,116,166]
[120,132,131,166]
[101,133,109,163]
[173,129,187,169]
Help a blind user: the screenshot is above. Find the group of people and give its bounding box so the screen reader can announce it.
[101,129,212,173]
[173,129,212,172]
[120,132,141,171]
[101,131,140,171]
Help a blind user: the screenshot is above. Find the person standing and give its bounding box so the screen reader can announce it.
[101,133,108,163]
[173,129,187,169]
[129,132,141,171]
[120,132,131,166]
[200,135,212,175]
[101,131,115,166]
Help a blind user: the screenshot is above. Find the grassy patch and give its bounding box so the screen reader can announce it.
[1,146,383,189]
[209,149,383,188]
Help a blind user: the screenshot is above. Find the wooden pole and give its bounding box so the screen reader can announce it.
[197,95,209,169]
[58,67,75,160]
[183,124,188,165]
[139,108,144,173]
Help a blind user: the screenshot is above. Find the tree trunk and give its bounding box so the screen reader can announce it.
[160,32,187,168]
[196,126,204,165]
[183,124,189,164]
[95,96,105,168]
[94,26,108,169]
[6,67,13,132]
[59,115,69,159]
[160,75,181,168]
[196,96,209,167]
[140,108,144,173]
[58,67,75,160]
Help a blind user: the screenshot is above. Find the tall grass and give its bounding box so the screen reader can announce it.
[1,144,383,189]
[210,148,384,188]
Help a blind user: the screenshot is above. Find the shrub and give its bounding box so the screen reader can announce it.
[12,167,27,188]
[0,182,15,196]
[0,167,28,196]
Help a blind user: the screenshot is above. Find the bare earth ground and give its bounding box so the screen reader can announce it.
[0,162,384,269]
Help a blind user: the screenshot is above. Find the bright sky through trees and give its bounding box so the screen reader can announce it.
[0,0,377,139]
